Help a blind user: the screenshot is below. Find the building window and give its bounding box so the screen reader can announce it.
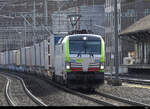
[122,9,136,17]
[144,8,150,16]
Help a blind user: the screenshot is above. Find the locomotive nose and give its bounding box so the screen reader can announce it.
[82,58,90,72]
[81,57,95,72]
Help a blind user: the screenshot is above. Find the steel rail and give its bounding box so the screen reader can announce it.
[95,91,150,106]
[1,72,47,106]
[0,74,16,106]
[4,78,16,106]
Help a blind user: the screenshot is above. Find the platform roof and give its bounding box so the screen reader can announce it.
[119,14,150,36]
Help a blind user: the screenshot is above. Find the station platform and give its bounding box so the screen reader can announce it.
[121,65,150,69]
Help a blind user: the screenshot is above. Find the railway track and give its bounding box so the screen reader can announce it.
[5,78,16,106]
[2,72,115,106]
[105,74,150,85]
[43,77,115,106]
[1,73,47,106]
[0,74,9,106]
[44,76,150,106]
[2,71,150,106]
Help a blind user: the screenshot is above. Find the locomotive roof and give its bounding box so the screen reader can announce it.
[68,34,102,38]
[61,34,103,44]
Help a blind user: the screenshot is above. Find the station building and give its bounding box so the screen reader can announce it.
[119,14,150,72]
[105,0,150,74]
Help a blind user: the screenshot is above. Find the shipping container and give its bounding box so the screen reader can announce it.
[44,40,49,70]
[21,48,26,65]
[0,53,5,65]
[49,35,55,69]
[4,51,8,65]
[40,41,45,67]
[34,44,40,66]
[9,51,13,65]
[4,52,6,65]
[0,53,1,65]
[25,47,32,66]
[16,50,20,65]
[31,46,35,66]
[12,50,18,65]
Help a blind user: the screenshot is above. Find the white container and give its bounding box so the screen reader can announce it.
[12,50,18,65]
[6,51,9,64]
[34,44,40,66]
[41,36,55,70]
[41,40,49,70]
[16,50,20,65]
[0,53,2,64]
[10,51,14,65]
[21,48,26,65]
[49,36,55,69]
[4,51,8,64]
[25,47,32,66]
[40,41,45,67]
[2,53,5,65]
[12,50,15,64]
[0,53,4,64]
[44,40,49,70]
[0,53,1,65]
[31,46,35,66]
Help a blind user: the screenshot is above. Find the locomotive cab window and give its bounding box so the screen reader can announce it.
[69,35,101,54]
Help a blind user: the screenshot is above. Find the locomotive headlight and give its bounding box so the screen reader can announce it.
[100,66,104,69]
[100,63,104,69]
[83,37,87,40]
[66,65,70,69]
[65,62,71,70]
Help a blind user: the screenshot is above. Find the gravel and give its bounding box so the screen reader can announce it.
[18,73,101,106]
[96,82,150,105]
[0,74,9,106]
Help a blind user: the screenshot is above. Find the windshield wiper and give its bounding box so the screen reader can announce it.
[77,52,82,57]
[89,53,94,57]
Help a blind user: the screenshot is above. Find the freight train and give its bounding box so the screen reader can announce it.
[0,31,105,90]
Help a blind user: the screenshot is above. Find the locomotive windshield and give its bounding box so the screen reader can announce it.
[69,36,101,54]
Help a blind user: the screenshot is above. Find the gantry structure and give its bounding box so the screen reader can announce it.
[0,0,104,51]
